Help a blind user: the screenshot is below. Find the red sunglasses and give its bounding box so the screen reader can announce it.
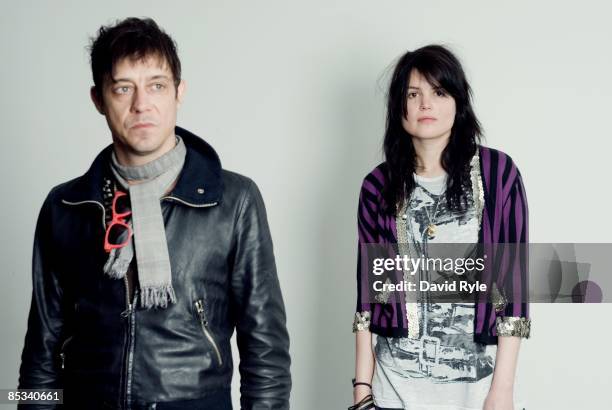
[104,190,133,253]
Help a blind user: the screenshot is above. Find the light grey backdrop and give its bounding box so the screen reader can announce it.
[1,1,611,409]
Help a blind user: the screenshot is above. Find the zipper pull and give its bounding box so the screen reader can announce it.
[121,289,139,317]
[120,303,132,318]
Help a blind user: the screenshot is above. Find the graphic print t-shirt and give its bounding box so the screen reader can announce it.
[371,169,501,410]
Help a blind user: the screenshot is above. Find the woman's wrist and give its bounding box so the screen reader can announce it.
[353,385,372,403]
[484,386,514,410]
[489,382,514,395]
[490,371,515,393]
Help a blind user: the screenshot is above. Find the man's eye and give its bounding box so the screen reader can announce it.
[153,83,165,90]
[115,86,131,94]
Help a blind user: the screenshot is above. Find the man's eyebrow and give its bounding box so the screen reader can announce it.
[110,74,171,83]
[110,77,133,84]
[148,74,171,81]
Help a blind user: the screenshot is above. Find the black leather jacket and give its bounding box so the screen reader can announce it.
[18,127,291,409]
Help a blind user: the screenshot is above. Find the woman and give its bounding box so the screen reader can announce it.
[351,45,530,410]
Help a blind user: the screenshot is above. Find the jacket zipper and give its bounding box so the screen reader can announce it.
[120,266,136,410]
[62,197,216,221]
[119,276,132,410]
[194,300,223,366]
[61,200,106,229]
[121,290,137,410]
[161,196,218,208]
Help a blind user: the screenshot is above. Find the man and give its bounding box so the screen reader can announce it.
[18,17,291,410]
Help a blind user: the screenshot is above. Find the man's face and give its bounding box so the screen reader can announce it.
[91,54,185,165]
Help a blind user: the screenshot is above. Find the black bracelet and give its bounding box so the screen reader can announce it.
[351,378,372,389]
[348,393,374,410]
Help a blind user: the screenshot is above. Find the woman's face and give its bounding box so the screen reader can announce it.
[402,69,456,142]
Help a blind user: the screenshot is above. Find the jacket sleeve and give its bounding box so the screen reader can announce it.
[231,179,291,410]
[494,171,531,338]
[18,190,65,409]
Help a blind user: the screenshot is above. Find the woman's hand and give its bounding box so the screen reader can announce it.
[483,386,514,410]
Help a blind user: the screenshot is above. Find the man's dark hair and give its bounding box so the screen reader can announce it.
[89,17,181,95]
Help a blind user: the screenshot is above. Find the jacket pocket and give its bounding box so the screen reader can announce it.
[194,299,223,367]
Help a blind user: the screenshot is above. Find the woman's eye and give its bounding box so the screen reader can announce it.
[408,92,418,99]
[435,89,447,97]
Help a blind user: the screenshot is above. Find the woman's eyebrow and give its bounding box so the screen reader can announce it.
[408,85,443,90]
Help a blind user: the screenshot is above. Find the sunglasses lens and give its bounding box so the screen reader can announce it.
[114,193,131,215]
[107,223,130,246]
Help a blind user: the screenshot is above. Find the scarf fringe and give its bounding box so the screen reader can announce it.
[140,285,177,309]
[103,249,130,279]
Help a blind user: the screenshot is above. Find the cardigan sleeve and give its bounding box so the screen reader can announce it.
[494,171,531,338]
[352,176,378,332]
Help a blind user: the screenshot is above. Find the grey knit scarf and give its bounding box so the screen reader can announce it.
[103,135,186,309]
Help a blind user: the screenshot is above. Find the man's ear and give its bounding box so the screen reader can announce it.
[176,79,186,106]
[90,86,105,115]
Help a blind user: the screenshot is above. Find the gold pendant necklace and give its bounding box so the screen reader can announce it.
[413,174,447,240]
[424,193,443,240]
[426,224,436,238]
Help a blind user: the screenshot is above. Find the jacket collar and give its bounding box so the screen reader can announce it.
[61,126,223,206]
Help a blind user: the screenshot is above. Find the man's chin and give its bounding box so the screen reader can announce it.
[127,126,158,140]
[130,142,165,157]
[127,138,176,162]
[113,129,175,161]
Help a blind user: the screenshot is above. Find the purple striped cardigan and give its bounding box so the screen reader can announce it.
[354,145,531,344]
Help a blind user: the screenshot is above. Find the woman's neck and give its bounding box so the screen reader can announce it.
[412,137,448,178]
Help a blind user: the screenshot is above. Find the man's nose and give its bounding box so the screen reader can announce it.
[131,88,151,112]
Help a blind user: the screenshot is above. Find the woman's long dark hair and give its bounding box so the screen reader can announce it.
[382,44,482,215]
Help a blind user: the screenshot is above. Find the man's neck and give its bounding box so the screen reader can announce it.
[113,137,177,167]
[113,135,178,184]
